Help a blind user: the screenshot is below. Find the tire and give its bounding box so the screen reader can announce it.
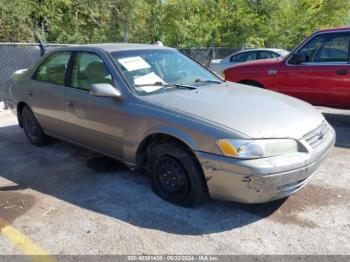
[148,142,208,207]
[22,106,47,146]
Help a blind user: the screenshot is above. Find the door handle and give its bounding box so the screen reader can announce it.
[336,69,348,75]
[27,91,33,96]
[65,100,73,107]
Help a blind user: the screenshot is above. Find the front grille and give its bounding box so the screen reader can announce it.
[303,121,330,149]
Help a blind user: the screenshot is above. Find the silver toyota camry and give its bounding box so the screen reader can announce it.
[8,44,335,207]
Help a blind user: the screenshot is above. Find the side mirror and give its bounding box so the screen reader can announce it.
[90,83,123,99]
[289,52,306,65]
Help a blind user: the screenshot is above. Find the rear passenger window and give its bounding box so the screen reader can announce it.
[231,52,257,63]
[34,52,71,85]
[71,52,113,91]
[259,51,279,59]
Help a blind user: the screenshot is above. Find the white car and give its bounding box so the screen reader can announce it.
[209,48,289,74]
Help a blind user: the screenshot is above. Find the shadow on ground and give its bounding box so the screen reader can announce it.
[1,114,349,235]
[0,124,286,235]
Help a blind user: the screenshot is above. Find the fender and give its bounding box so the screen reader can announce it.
[124,125,200,166]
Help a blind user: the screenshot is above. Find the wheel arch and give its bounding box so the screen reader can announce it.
[135,132,198,167]
[16,101,29,128]
[238,80,265,88]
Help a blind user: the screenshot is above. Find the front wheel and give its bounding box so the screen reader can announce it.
[22,106,48,146]
[148,142,208,207]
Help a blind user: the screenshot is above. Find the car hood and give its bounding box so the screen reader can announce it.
[142,82,324,139]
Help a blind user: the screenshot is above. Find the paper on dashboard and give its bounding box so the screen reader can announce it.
[134,72,165,93]
[118,56,151,72]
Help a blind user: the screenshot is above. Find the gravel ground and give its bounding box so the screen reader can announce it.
[0,107,349,255]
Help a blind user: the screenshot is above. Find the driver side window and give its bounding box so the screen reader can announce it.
[71,52,113,91]
[298,33,350,63]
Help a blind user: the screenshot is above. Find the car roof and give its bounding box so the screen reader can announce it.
[234,48,288,54]
[222,48,288,60]
[314,26,350,34]
[53,43,174,53]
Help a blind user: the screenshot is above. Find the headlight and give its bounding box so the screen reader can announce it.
[217,139,298,159]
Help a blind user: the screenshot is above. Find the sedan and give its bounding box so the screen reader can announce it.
[209,48,289,74]
[8,44,334,207]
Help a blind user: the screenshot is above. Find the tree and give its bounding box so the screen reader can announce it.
[248,0,350,49]
[0,0,349,49]
[0,0,36,42]
[36,0,133,43]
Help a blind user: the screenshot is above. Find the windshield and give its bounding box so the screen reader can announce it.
[111,49,221,95]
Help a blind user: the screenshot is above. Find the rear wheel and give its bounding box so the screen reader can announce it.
[148,142,208,207]
[22,106,48,146]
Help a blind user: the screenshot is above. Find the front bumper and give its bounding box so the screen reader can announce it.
[196,126,335,203]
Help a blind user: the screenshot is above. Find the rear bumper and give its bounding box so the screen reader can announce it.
[196,128,335,203]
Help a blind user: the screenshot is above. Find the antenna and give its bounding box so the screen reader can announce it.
[34,32,46,56]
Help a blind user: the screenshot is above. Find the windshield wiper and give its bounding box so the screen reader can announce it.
[193,79,222,84]
[134,82,196,90]
[182,79,222,85]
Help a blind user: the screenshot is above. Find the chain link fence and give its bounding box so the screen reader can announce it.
[179,47,239,66]
[0,43,239,109]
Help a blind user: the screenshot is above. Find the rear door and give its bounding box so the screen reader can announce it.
[62,51,125,158]
[278,32,350,107]
[31,51,71,136]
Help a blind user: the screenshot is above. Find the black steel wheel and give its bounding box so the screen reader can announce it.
[149,142,208,207]
[22,106,47,146]
[155,156,189,202]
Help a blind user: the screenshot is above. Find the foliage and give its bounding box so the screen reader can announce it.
[0,0,37,42]
[0,0,349,49]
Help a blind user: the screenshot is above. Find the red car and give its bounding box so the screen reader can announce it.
[224,27,350,109]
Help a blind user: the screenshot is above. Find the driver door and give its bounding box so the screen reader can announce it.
[278,32,350,107]
[63,51,125,158]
